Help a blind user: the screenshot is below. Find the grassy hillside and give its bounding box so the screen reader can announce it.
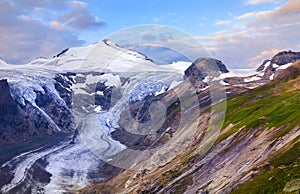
[228,62,300,193]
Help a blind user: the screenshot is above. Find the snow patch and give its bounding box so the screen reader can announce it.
[278,62,293,70]
[272,63,279,68]
[94,106,103,113]
[100,73,121,87]
[244,76,262,82]
[96,91,104,95]
[262,61,271,71]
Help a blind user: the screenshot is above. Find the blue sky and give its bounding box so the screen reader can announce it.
[0,0,299,68]
[80,0,284,41]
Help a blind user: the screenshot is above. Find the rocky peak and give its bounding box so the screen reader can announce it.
[257,50,300,72]
[271,50,300,66]
[184,58,228,84]
[183,58,228,92]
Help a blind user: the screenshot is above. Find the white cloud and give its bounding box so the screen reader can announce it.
[168,12,176,16]
[59,7,106,30]
[0,0,105,64]
[71,1,87,7]
[214,20,232,25]
[248,49,281,65]
[153,17,160,23]
[236,11,271,19]
[49,21,67,30]
[193,0,300,68]
[246,0,275,5]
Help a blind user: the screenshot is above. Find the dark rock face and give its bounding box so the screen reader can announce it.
[0,79,18,115]
[94,82,122,111]
[0,79,33,144]
[0,76,75,146]
[271,50,300,66]
[262,63,276,80]
[0,76,76,164]
[257,60,271,71]
[54,72,75,108]
[35,88,74,133]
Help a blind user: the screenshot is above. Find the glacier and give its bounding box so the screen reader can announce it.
[0,40,187,193]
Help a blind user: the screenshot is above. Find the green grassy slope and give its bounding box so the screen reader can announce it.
[227,62,300,193]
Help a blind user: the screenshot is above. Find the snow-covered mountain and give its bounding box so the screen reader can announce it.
[3,39,158,73]
[1,39,299,193]
[0,39,191,193]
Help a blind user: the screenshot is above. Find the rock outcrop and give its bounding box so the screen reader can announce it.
[184,58,228,84]
[271,50,300,66]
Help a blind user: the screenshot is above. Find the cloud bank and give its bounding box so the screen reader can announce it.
[197,0,300,68]
[0,0,105,64]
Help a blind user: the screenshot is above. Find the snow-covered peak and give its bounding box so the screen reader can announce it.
[44,39,160,72]
[1,40,162,74]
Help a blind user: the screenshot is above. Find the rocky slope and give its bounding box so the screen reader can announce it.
[79,58,300,193]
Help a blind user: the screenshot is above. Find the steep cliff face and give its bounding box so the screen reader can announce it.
[79,61,300,194]
[0,76,75,146]
[0,79,33,145]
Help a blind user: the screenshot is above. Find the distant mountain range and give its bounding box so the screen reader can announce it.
[128,44,191,64]
[0,40,299,193]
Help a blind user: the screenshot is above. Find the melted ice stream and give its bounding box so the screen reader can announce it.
[0,112,125,194]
